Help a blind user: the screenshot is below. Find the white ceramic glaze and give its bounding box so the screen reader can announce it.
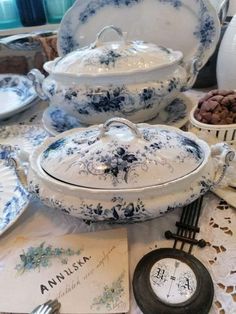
[189,105,236,144]
[40,119,205,189]
[0,74,37,120]
[217,15,236,90]
[210,0,229,23]
[57,0,220,74]
[214,185,236,208]
[0,125,49,160]
[228,0,236,16]
[28,118,234,223]
[0,159,29,236]
[29,26,189,125]
[42,106,83,135]
[42,93,193,135]
[50,26,182,76]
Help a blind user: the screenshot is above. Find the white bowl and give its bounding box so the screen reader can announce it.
[189,105,236,144]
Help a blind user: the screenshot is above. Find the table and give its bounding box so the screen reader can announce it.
[0,95,236,314]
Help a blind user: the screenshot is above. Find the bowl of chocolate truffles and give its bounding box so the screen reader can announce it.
[189,89,236,144]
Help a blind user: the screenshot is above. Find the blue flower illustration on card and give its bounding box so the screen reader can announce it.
[15,242,82,274]
[91,271,126,310]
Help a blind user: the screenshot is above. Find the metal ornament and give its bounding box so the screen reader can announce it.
[133,196,214,314]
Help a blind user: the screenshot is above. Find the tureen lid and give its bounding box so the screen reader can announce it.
[40,118,206,190]
[48,26,183,76]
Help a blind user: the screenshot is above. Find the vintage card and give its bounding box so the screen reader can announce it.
[0,228,129,313]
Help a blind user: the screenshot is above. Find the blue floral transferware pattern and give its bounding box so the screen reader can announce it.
[28,179,210,223]
[16,242,82,274]
[0,74,37,120]
[99,49,122,67]
[42,94,193,135]
[44,76,183,125]
[42,106,83,136]
[57,0,220,74]
[31,25,187,125]
[64,82,179,116]
[28,117,233,223]
[0,125,49,158]
[40,122,204,189]
[0,160,29,236]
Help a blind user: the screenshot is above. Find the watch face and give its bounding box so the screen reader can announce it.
[150,258,197,304]
[133,248,214,314]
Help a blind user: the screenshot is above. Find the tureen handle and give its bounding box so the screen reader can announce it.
[99,118,142,139]
[92,25,126,48]
[181,58,202,91]
[218,0,229,24]
[28,69,48,100]
[210,143,235,188]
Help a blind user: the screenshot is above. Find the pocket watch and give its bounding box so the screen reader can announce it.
[133,196,214,314]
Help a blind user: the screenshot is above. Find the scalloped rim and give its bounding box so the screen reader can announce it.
[0,160,29,236]
[57,0,220,71]
[29,123,212,193]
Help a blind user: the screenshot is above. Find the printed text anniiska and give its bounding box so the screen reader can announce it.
[40,255,91,295]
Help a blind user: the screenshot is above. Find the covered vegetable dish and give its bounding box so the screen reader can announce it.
[28,26,194,125]
[28,118,234,223]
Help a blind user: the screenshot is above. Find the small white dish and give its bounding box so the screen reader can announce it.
[0,159,29,236]
[0,125,49,159]
[42,93,193,135]
[57,0,220,72]
[189,104,236,145]
[0,74,37,120]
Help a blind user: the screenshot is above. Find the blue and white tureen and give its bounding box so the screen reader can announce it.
[27,118,234,223]
[29,26,195,125]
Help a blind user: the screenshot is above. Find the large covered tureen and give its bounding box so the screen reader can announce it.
[28,118,234,223]
[28,26,195,125]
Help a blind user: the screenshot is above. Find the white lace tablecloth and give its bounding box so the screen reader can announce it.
[0,93,236,314]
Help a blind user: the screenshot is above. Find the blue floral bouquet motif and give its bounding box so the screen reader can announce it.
[103,147,138,183]
[16,242,81,274]
[91,271,125,310]
[99,50,122,67]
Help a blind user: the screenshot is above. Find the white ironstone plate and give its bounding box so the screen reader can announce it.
[58,0,220,71]
[0,160,29,236]
[0,125,49,159]
[0,74,37,120]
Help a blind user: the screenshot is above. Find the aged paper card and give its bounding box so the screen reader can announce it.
[0,228,129,313]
